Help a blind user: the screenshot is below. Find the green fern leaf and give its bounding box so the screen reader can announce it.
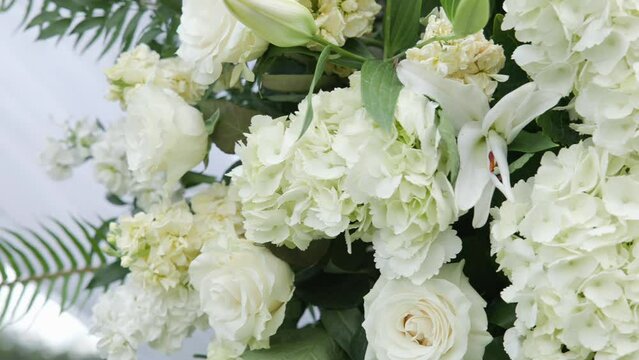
[0,219,114,327]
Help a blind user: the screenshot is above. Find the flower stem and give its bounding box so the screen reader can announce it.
[311,36,370,63]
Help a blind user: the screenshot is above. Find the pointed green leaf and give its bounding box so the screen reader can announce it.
[383,0,423,58]
[361,60,403,131]
[300,45,332,138]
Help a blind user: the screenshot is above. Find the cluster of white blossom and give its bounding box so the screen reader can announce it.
[491,140,639,359]
[91,276,205,360]
[106,44,207,106]
[503,0,639,155]
[232,73,461,284]
[107,200,202,290]
[91,119,182,210]
[406,8,506,97]
[95,183,296,359]
[299,0,381,47]
[177,0,269,86]
[40,118,102,180]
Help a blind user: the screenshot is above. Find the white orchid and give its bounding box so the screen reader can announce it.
[398,61,561,227]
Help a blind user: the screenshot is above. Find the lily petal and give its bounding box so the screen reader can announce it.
[472,182,495,228]
[487,130,514,201]
[454,123,491,211]
[397,60,490,131]
[484,82,562,142]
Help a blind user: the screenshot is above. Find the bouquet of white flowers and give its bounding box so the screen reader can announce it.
[3,0,638,359]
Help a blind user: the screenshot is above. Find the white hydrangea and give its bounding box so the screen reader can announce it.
[105,44,206,106]
[177,0,269,86]
[40,118,102,180]
[232,73,460,284]
[108,200,203,290]
[299,0,381,46]
[91,276,204,360]
[491,140,639,359]
[90,120,183,210]
[189,230,295,359]
[503,0,639,155]
[406,8,506,97]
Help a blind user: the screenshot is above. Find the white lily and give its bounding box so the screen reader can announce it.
[397,60,561,227]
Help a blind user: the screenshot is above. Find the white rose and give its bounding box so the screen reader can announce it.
[177,0,268,86]
[189,237,295,356]
[362,262,492,360]
[124,85,208,186]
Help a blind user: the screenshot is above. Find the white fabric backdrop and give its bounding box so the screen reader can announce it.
[0,9,223,359]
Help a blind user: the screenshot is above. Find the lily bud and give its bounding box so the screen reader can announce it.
[223,0,318,48]
[450,0,490,36]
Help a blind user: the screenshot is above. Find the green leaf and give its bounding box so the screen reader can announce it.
[198,100,262,154]
[487,299,517,329]
[280,296,305,329]
[536,109,581,147]
[321,308,365,360]
[295,272,371,310]
[509,131,558,153]
[26,11,58,29]
[0,219,112,326]
[452,0,491,36]
[37,18,72,40]
[300,46,332,138]
[86,260,129,289]
[484,336,509,360]
[106,193,127,206]
[267,239,331,271]
[350,326,368,360]
[180,171,217,188]
[437,113,460,183]
[440,0,458,19]
[70,16,104,34]
[262,74,315,93]
[508,153,534,174]
[204,108,220,135]
[384,0,423,58]
[361,60,403,131]
[242,327,348,360]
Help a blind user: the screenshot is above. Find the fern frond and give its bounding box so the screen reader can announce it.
[1,0,183,57]
[0,218,113,327]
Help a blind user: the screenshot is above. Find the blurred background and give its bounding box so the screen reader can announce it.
[0,5,229,359]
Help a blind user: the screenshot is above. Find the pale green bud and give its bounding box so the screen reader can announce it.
[223,0,318,48]
[452,0,490,36]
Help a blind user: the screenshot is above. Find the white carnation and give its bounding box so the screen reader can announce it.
[91,276,204,360]
[40,118,102,180]
[362,262,492,360]
[406,8,506,97]
[123,85,208,187]
[108,200,202,290]
[189,233,295,357]
[503,0,639,155]
[301,0,381,46]
[491,140,639,359]
[106,44,206,106]
[232,73,459,283]
[91,120,183,210]
[177,0,269,86]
